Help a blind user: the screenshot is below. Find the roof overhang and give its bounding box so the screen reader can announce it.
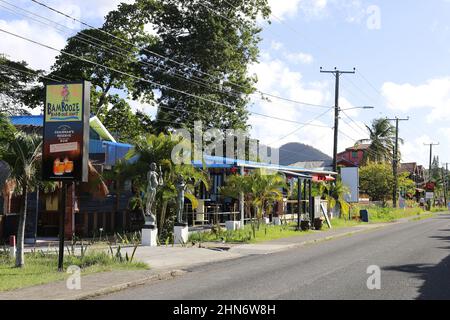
[197,155,337,176]
[89,116,116,143]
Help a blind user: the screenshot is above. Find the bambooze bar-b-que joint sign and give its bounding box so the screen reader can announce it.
[43,81,91,182]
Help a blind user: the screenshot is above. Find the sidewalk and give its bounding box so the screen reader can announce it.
[0,218,418,300]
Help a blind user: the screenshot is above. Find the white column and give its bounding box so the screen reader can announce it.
[141,228,158,247]
[240,166,245,229]
[174,225,189,244]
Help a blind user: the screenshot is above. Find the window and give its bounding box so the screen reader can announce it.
[352,151,358,159]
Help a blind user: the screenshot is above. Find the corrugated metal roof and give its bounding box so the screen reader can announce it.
[10,115,116,143]
[103,141,133,166]
[10,115,43,127]
[194,155,336,176]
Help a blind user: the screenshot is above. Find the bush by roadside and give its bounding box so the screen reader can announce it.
[0,249,148,292]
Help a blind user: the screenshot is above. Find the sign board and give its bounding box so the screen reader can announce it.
[320,203,332,229]
[399,196,406,209]
[42,82,91,182]
[425,192,434,200]
[341,167,359,203]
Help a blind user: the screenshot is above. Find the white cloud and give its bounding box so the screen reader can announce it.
[401,134,436,166]
[32,0,134,22]
[285,52,314,65]
[270,41,283,51]
[268,0,302,20]
[0,19,67,70]
[127,98,157,118]
[248,54,337,156]
[382,77,450,122]
[268,0,328,21]
[0,1,135,71]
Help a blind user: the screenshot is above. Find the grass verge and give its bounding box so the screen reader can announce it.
[189,207,448,245]
[0,250,148,292]
[189,223,314,244]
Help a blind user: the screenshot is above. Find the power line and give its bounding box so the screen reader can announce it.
[0,0,250,101]
[0,28,334,129]
[268,108,333,146]
[1,61,336,163]
[340,116,367,139]
[0,63,68,82]
[341,110,369,136]
[28,0,332,110]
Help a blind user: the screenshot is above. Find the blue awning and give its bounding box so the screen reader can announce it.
[103,141,134,166]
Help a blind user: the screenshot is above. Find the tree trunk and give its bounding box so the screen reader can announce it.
[114,187,121,232]
[16,183,27,268]
[159,200,168,230]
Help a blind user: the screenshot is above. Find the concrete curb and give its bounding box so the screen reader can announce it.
[81,216,433,299]
[72,270,186,300]
[6,213,441,300]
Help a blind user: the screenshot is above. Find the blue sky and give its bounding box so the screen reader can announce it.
[1,0,450,167]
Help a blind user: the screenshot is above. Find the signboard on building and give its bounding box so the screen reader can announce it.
[341,167,359,203]
[42,81,91,182]
[425,182,435,192]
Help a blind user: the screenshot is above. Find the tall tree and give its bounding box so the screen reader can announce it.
[0,55,43,114]
[357,118,400,163]
[0,112,16,154]
[2,132,42,267]
[126,0,271,132]
[360,162,395,204]
[430,156,441,182]
[49,1,156,115]
[101,95,154,143]
[126,133,209,237]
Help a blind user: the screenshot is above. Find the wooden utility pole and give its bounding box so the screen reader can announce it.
[442,163,450,207]
[441,167,447,207]
[387,117,409,208]
[320,67,356,172]
[424,143,440,182]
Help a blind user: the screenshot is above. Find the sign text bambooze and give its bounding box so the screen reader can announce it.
[42,81,90,182]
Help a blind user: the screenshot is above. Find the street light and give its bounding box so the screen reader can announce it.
[339,106,375,111]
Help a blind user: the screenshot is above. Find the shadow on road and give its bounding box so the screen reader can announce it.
[384,216,450,300]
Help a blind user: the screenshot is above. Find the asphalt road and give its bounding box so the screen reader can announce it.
[99,214,450,300]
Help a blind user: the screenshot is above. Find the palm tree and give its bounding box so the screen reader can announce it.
[221,169,286,221]
[251,170,287,219]
[220,173,253,219]
[2,132,42,267]
[322,179,350,218]
[126,133,209,234]
[357,118,400,164]
[157,163,209,229]
[102,159,136,231]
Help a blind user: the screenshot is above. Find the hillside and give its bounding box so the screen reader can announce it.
[278,143,332,166]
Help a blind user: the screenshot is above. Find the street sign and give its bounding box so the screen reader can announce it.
[341,167,359,203]
[399,196,406,209]
[426,192,434,200]
[42,81,91,182]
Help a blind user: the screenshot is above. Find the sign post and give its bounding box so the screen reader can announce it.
[42,81,90,271]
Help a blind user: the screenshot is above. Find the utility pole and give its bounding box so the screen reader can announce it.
[424,143,439,182]
[442,163,449,208]
[441,166,447,208]
[387,117,409,208]
[424,142,439,210]
[320,67,356,173]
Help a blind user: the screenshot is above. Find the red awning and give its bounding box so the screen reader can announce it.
[312,175,336,183]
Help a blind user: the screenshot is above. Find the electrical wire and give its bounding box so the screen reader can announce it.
[28,0,332,110]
